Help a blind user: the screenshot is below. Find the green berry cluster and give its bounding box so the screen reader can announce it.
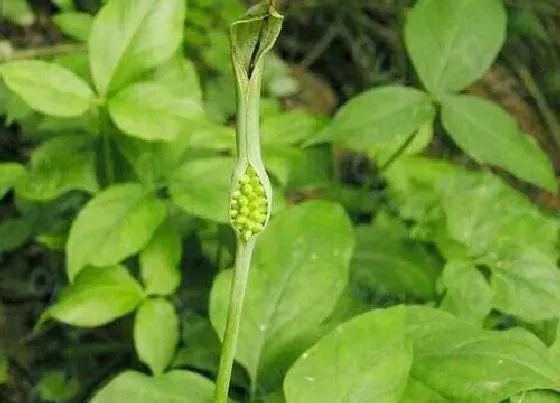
[230,165,268,241]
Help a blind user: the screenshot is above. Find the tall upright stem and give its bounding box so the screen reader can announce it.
[213,239,255,403]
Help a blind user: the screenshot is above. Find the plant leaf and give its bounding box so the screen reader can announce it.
[140,222,182,296]
[405,0,506,94]
[16,135,98,201]
[284,306,412,403]
[2,0,34,26]
[351,211,440,298]
[0,60,94,117]
[210,201,354,391]
[47,265,144,327]
[91,370,214,403]
[134,298,179,376]
[261,109,327,146]
[88,0,185,96]
[441,95,557,192]
[511,390,560,402]
[153,55,203,104]
[0,218,32,252]
[169,157,234,223]
[52,12,93,42]
[108,81,205,141]
[0,163,25,200]
[67,183,167,280]
[439,261,492,325]
[310,87,435,152]
[402,306,560,402]
[488,249,560,322]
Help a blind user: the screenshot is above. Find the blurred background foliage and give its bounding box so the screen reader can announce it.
[0,0,559,401]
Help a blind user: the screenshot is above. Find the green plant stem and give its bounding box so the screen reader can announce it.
[0,43,87,62]
[214,238,255,403]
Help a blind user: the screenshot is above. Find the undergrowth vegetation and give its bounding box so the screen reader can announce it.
[0,0,560,402]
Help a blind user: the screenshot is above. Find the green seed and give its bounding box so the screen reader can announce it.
[240,206,250,215]
[232,190,241,198]
[239,196,249,206]
[230,210,239,218]
[242,184,253,194]
[239,174,250,184]
[243,230,252,241]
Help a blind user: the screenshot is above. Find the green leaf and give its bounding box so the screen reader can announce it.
[0,163,25,200]
[404,0,506,94]
[440,171,559,262]
[351,212,440,298]
[108,81,205,141]
[169,157,234,223]
[439,261,492,325]
[16,135,99,201]
[261,109,327,146]
[140,222,182,296]
[53,12,93,42]
[441,95,557,192]
[38,371,80,402]
[153,55,203,104]
[88,0,185,96]
[134,298,179,376]
[402,306,560,402]
[511,390,560,402]
[311,87,435,152]
[2,0,35,26]
[284,306,412,403]
[67,183,167,280]
[210,201,354,391]
[489,249,560,322]
[91,370,214,403]
[0,349,7,384]
[0,61,94,117]
[47,265,144,327]
[0,218,32,252]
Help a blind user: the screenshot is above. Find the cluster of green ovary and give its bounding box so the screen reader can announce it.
[230,166,268,241]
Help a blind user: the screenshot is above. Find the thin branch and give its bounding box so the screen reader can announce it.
[297,21,340,69]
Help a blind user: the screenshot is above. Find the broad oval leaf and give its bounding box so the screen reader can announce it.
[405,0,506,94]
[91,370,214,403]
[0,218,32,252]
[16,135,98,201]
[439,261,492,325]
[284,306,412,403]
[351,212,440,299]
[134,298,179,376]
[169,157,234,223]
[310,87,435,152]
[140,222,182,296]
[261,109,327,146]
[0,60,94,117]
[89,0,185,96]
[0,162,25,200]
[440,171,559,262]
[47,265,144,327]
[210,201,355,391]
[67,183,167,280]
[489,249,560,322]
[108,82,204,141]
[441,95,557,192]
[403,306,560,402]
[52,12,93,42]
